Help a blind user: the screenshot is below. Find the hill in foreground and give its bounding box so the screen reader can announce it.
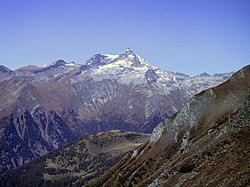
[87,65,250,187]
[0,130,149,187]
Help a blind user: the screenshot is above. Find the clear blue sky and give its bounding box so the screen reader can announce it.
[0,0,249,76]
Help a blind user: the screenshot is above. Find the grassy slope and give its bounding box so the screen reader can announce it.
[0,130,149,187]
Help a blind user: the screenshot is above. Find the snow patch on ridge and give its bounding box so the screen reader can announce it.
[103,54,119,60]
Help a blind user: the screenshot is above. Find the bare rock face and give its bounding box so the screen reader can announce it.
[0,49,232,174]
[87,65,250,187]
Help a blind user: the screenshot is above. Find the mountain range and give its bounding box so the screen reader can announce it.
[87,64,250,187]
[0,48,232,174]
[1,63,249,187]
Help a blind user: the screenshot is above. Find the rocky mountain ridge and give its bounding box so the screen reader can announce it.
[87,64,250,187]
[1,64,248,187]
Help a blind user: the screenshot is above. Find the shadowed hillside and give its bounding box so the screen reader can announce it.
[86,65,250,187]
[0,130,149,187]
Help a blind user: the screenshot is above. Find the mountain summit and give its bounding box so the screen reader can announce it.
[84,48,148,69]
[124,47,134,55]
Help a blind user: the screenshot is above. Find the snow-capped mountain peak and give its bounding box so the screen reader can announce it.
[84,48,149,70]
[54,59,67,66]
[0,65,12,73]
[199,72,211,77]
[116,48,149,67]
[85,54,107,66]
[124,47,134,55]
